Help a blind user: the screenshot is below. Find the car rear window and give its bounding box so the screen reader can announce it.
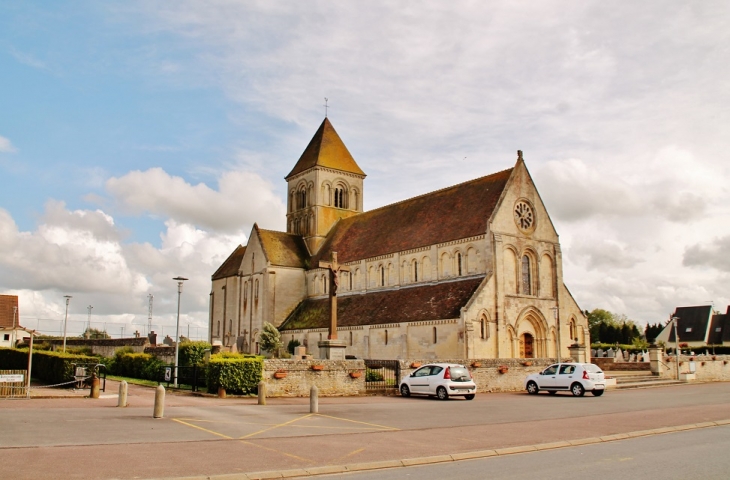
[584,364,602,373]
[449,367,471,382]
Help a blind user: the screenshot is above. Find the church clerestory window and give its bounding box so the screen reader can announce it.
[521,255,532,295]
[457,253,462,276]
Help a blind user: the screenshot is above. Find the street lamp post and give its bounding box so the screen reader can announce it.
[62,296,72,353]
[11,306,17,348]
[672,316,680,381]
[172,276,188,387]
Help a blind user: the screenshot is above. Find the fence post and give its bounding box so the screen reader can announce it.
[310,385,318,413]
[153,385,165,418]
[258,381,266,405]
[118,380,128,407]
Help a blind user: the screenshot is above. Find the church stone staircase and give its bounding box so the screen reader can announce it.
[607,371,685,390]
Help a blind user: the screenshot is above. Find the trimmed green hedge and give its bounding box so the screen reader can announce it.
[111,351,165,381]
[0,348,98,385]
[179,341,211,366]
[206,355,263,394]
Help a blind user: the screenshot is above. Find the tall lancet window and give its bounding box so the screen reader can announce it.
[521,255,532,295]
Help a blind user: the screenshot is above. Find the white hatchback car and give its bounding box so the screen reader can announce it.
[400,363,477,400]
[524,363,606,397]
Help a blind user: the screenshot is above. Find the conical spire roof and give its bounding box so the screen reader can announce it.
[285,118,365,179]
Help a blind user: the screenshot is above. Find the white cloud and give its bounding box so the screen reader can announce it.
[105,167,286,233]
[0,135,17,153]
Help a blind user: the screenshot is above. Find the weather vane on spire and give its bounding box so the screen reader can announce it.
[324,97,329,118]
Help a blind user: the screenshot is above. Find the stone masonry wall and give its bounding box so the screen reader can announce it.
[400,358,557,393]
[263,359,365,397]
[658,354,730,382]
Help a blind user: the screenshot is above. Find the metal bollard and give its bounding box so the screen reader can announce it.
[310,385,318,413]
[117,380,128,407]
[258,381,266,405]
[153,385,165,418]
[89,375,100,399]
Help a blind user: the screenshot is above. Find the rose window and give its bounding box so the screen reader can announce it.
[514,201,534,231]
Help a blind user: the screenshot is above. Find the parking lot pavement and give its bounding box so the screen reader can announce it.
[2,382,730,479]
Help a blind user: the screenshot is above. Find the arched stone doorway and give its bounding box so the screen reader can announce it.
[519,333,534,358]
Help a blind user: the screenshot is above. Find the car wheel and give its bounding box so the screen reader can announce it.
[464,394,475,400]
[592,389,604,397]
[548,390,557,395]
[571,383,585,397]
[436,386,449,400]
[400,384,410,397]
[526,381,539,395]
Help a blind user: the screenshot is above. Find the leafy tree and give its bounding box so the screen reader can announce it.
[587,308,641,345]
[80,327,110,339]
[644,323,665,343]
[259,322,283,357]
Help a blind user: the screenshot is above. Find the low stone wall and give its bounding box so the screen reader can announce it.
[400,358,557,393]
[263,359,365,397]
[144,346,175,364]
[47,337,148,357]
[658,354,730,382]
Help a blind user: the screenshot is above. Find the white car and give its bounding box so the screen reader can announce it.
[524,363,606,397]
[399,363,477,400]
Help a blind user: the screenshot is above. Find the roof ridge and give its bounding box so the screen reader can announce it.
[258,227,302,237]
[348,166,512,219]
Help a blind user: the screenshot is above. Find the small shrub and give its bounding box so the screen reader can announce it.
[366,370,384,382]
[179,341,211,366]
[287,339,301,354]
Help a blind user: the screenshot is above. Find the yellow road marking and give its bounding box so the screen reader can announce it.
[240,413,315,439]
[239,440,314,463]
[315,413,399,431]
[332,447,366,463]
[172,418,233,439]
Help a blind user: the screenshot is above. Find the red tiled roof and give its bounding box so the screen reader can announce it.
[258,228,310,268]
[285,118,365,179]
[313,168,512,265]
[279,277,484,330]
[212,245,246,280]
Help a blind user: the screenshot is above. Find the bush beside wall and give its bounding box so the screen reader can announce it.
[206,356,263,394]
[0,348,98,385]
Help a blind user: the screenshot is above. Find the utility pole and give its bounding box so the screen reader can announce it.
[172,276,188,387]
[11,306,17,348]
[148,294,154,335]
[86,305,93,338]
[672,316,680,381]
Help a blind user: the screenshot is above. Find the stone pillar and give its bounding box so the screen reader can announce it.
[648,344,663,376]
[318,339,346,360]
[568,343,587,363]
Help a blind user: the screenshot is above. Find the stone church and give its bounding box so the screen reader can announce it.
[209,118,588,360]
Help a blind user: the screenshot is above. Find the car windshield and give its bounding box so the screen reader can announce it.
[449,367,471,382]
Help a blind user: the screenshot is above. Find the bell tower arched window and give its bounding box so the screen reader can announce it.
[334,187,347,208]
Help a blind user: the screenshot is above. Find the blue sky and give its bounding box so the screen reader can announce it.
[1,1,728,338]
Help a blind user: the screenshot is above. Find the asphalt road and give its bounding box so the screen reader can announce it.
[1,381,730,479]
[316,424,730,479]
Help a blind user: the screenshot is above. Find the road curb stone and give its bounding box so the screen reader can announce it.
[167,418,730,480]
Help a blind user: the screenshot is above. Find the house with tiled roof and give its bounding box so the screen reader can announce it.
[655,305,730,348]
[209,118,588,359]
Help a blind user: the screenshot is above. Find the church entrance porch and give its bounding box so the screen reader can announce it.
[519,333,534,358]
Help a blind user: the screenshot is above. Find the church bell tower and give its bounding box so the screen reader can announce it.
[285,118,366,253]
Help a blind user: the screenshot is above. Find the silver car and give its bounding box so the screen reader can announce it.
[400,363,477,400]
[524,363,606,397]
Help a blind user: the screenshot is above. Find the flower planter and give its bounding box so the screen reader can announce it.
[410,362,422,368]
[724,361,728,366]
[712,356,717,361]
[273,371,287,379]
[521,361,533,367]
[701,361,706,366]
[217,387,226,398]
[311,365,324,371]
[498,366,509,374]
[471,362,482,368]
[349,371,362,379]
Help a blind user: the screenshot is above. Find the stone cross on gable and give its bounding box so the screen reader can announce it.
[319,252,350,340]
